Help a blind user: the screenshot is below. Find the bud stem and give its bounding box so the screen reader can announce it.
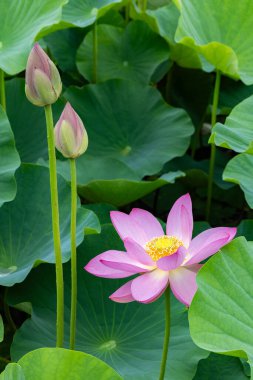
[0,69,6,111]
[69,158,77,350]
[159,286,171,380]
[44,104,64,347]
[93,21,98,83]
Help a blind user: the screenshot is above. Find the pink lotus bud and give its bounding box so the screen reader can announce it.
[25,43,62,107]
[54,102,88,159]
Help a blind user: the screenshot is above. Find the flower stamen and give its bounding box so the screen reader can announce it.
[145,235,183,261]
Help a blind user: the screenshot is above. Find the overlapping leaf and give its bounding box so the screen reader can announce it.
[210,95,253,153]
[0,0,67,75]
[0,164,99,286]
[0,106,20,207]
[9,224,207,380]
[65,79,194,177]
[223,153,253,208]
[130,1,204,69]
[56,158,184,205]
[1,348,122,380]
[189,237,253,375]
[176,0,253,83]
[77,21,169,83]
[62,0,122,27]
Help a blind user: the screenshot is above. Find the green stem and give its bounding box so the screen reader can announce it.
[0,69,6,110]
[69,158,77,350]
[141,0,147,11]
[44,104,64,347]
[93,21,98,83]
[138,0,147,11]
[205,70,221,221]
[159,287,170,380]
[3,288,16,332]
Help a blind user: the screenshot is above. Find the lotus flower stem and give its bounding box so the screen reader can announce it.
[93,21,98,83]
[69,158,77,350]
[44,104,64,347]
[0,69,6,110]
[159,287,171,380]
[206,70,221,221]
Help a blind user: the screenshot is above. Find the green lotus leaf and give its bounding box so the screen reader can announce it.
[77,21,169,83]
[130,2,206,69]
[219,78,253,112]
[210,95,253,153]
[1,348,122,380]
[189,237,253,375]
[0,0,67,75]
[62,0,122,27]
[6,77,191,206]
[77,172,184,206]
[6,77,190,205]
[64,79,194,177]
[45,28,86,74]
[223,153,253,208]
[175,0,253,83]
[0,163,100,286]
[56,157,184,205]
[0,106,20,207]
[0,363,25,380]
[9,224,207,380]
[194,353,248,380]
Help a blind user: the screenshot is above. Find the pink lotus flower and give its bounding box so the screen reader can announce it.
[85,194,236,306]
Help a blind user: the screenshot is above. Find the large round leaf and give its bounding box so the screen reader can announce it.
[62,0,122,27]
[6,75,185,206]
[40,157,184,206]
[175,0,253,83]
[1,348,121,380]
[0,164,99,286]
[65,79,194,177]
[0,106,20,207]
[223,153,253,208]
[56,158,184,205]
[77,21,169,83]
[0,0,67,75]
[189,237,253,373]
[9,224,207,380]
[210,95,253,153]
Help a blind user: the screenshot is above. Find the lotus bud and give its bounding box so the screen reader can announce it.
[25,43,62,107]
[54,102,88,158]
